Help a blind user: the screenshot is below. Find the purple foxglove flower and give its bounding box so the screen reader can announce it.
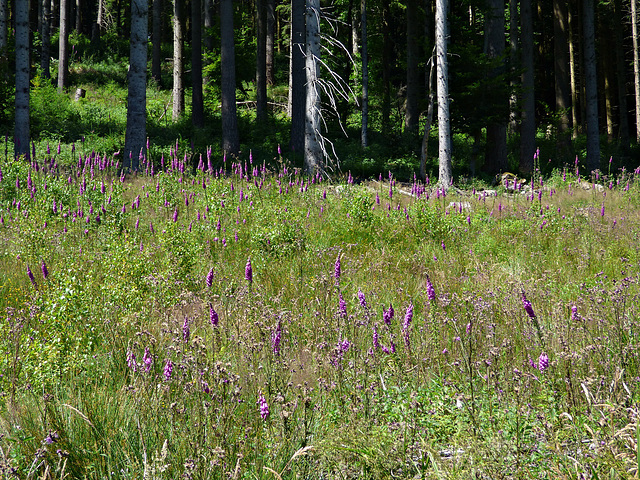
[383,303,394,325]
[172,208,178,222]
[206,267,214,288]
[41,261,49,279]
[522,291,536,319]
[209,303,219,327]
[271,320,282,356]
[163,359,173,381]
[426,275,436,302]
[538,352,549,372]
[357,289,367,308]
[338,293,347,317]
[334,255,341,283]
[373,324,380,350]
[402,303,413,331]
[258,393,269,420]
[182,316,190,343]
[466,322,472,334]
[142,347,152,372]
[127,349,137,372]
[27,265,37,289]
[571,305,578,321]
[150,222,154,233]
[245,258,253,285]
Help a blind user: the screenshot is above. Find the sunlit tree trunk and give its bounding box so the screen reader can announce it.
[361,0,368,147]
[266,0,275,85]
[204,0,213,51]
[404,0,420,138]
[554,0,571,151]
[91,0,104,44]
[221,0,239,156]
[613,0,629,151]
[508,0,518,135]
[569,3,579,139]
[58,0,69,92]
[304,0,323,173]
[15,0,30,159]
[289,0,305,153]
[436,0,452,187]
[381,0,391,131]
[172,0,184,121]
[583,0,600,172]
[520,0,535,174]
[192,0,204,127]
[123,0,148,171]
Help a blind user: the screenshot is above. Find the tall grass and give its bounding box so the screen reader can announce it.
[1,147,639,479]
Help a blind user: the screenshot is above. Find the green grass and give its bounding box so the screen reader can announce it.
[1,148,640,478]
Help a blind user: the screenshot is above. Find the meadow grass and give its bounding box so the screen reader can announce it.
[0,147,639,479]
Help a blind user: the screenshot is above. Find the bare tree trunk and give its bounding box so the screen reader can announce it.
[0,0,7,56]
[58,0,69,92]
[508,0,518,135]
[289,0,305,153]
[554,0,572,151]
[15,0,30,159]
[204,0,213,51]
[41,0,51,77]
[583,0,600,172]
[266,0,275,85]
[420,54,435,181]
[520,0,535,174]
[569,2,579,139]
[172,0,184,121]
[436,0,451,187]
[361,0,368,147]
[256,0,268,122]
[381,0,391,131]
[404,0,420,138]
[91,0,103,44]
[192,0,204,127]
[483,0,508,175]
[613,0,629,151]
[151,0,162,86]
[123,0,148,171]
[221,0,239,156]
[304,0,323,173]
[632,0,640,143]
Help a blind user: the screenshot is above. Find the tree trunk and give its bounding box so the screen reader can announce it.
[508,0,518,135]
[436,0,452,187]
[41,0,51,78]
[420,54,435,181]
[91,0,103,44]
[192,0,204,127]
[483,0,508,175]
[266,0,275,85]
[172,0,184,121]
[15,0,30,159]
[221,0,239,156]
[520,0,535,174]
[583,0,600,172]
[613,0,629,151]
[361,0,368,148]
[569,2,579,139]
[404,0,420,138]
[0,0,7,56]
[256,0,268,122]
[151,0,162,86]
[58,0,69,92]
[554,0,572,150]
[289,0,305,154]
[304,0,323,173]
[381,0,391,131]
[123,0,148,171]
[633,0,640,143]
[204,0,213,51]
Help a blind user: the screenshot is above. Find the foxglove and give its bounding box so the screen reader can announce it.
[383,303,394,325]
[206,267,214,288]
[163,359,173,381]
[521,291,536,319]
[245,257,253,285]
[258,393,269,420]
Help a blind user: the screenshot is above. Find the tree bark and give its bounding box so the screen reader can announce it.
[91,0,103,44]
[404,0,420,138]
[483,0,508,175]
[633,0,640,143]
[381,0,391,131]
[508,0,518,135]
[436,0,452,187]
[583,0,600,172]
[289,0,305,154]
[221,0,239,156]
[123,0,148,171]
[304,0,323,173]
[58,0,69,92]
[204,0,213,51]
[361,0,368,147]
[266,0,275,85]
[420,54,435,181]
[613,0,629,151]
[256,0,268,122]
[172,0,184,121]
[569,2,579,139]
[0,0,7,56]
[15,0,30,159]
[151,0,162,86]
[192,0,204,127]
[554,0,572,150]
[41,0,51,78]
[520,0,535,174]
